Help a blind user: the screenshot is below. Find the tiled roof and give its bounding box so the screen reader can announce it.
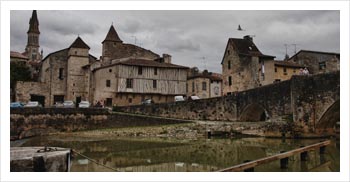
[69,36,90,49]
[188,74,222,81]
[274,60,305,68]
[119,59,189,69]
[10,51,28,59]
[230,38,275,58]
[289,49,340,60]
[102,25,123,43]
[94,59,189,71]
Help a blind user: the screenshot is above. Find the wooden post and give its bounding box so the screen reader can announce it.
[280,151,289,169]
[243,160,254,172]
[300,146,308,161]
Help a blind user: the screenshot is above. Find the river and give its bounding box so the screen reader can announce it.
[11,135,339,172]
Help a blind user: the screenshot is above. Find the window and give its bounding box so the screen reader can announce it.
[75,51,77,55]
[283,67,287,75]
[274,79,281,83]
[228,76,232,86]
[126,79,133,88]
[319,62,326,70]
[59,68,64,80]
[275,68,277,73]
[186,83,188,92]
[109,69,112,72]
[192,81,195,92]
[106,98,112,106]
[227,50,230,55]
[154,68,158,75]
[128,98,132,103]
[228,60,231,70]
[106,80,111,87]
[138,67,142,75]
[153,80,157,89]
[202,82,207,91]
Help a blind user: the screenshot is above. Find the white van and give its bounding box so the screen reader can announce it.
[174,96,185,102]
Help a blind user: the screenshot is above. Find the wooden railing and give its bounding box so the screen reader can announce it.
[218,140,331,172]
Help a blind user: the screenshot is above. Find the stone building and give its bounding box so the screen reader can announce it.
[221,35,275,95]
[260,60,306,85]
[13,11,189,107]
[288,50,340,74]
[101,25,160,65]
[186,69,222,99]
[16,36,97,107]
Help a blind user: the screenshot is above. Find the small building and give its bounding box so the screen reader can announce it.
[92,56,188,106]
[221,35,275,95]
[186,69,222,99]
[288,50,340,74]
[261,60,306,85]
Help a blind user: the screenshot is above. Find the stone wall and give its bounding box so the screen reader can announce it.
[15,81,50,106]
[10,108,190,139]
[116,80,292,121]
[116,72,340,133]
[291,71,340,134]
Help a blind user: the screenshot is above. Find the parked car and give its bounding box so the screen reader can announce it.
[24,101,42,108]
[78,101,91,108]
[188,96,200,100]
[63,100,75,108]
[53,102,64,108]
[10,102,24,108]
[141,98,154,105]
[174,96,185,102]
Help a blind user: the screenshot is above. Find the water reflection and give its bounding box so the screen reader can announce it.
[11,136,339,172]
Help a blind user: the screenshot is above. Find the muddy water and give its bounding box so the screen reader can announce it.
[11,135,339,172]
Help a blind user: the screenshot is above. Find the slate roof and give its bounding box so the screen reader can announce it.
[69,36,90,49]
[28,10,40,34]
[10,51,29,59]
[102,25,123,43]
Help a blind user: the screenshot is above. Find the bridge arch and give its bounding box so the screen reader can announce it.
[239,103,270,122]
[316,100,340,133]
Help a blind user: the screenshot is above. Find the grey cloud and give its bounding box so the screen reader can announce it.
[11,10,339,74]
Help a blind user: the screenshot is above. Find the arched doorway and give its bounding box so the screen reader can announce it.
[239,104,269,122]
[316,100,340,134]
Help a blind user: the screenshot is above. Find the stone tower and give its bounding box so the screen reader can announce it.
[66,36,90,104]
[25,10,42,62]
[102,25,123,65]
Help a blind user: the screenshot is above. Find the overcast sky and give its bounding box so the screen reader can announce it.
[11,10,340,73]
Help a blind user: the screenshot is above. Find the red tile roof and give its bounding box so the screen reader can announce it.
[10,51,28,59]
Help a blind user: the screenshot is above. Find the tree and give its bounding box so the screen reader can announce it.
[10,62,32,89]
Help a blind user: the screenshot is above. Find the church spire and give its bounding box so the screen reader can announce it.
[27,10,40,34]
[102,25,122,43]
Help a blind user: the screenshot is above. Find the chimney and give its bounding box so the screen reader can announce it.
[243,35,253,42]
[163,54,171,64]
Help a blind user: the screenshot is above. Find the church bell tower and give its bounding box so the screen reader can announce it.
[25,10,42,62]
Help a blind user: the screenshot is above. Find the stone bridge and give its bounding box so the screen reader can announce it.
[116,71,340,135]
